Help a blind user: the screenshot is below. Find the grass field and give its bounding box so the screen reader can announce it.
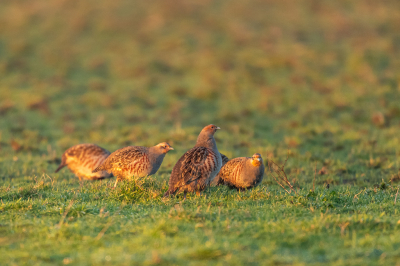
[1,0,400,265]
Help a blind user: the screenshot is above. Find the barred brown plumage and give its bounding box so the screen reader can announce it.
[55,144,112,180]
[164,124,222,198]
[217,153,265,190]
[92,142,174,188]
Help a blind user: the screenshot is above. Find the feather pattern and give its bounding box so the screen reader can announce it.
[93,146,150,179]
[93,142,173,183]
[218,154,265,190]
[55,144,112,180]
[164,124,222,196]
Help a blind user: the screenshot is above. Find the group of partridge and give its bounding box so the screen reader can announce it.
[55,124,265,198]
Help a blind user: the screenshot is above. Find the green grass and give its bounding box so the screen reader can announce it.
[1,0,400,265]
[2,178,400,265]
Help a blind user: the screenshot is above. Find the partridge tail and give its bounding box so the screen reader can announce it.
[54,163,66,173]
[92,164,104,173]
[55,154,67,173]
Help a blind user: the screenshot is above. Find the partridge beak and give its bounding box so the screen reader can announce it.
[169,147,174,150]
[216,127,221,130]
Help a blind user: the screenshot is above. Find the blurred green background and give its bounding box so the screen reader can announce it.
[2,0,400,265]
[1,0,400,184]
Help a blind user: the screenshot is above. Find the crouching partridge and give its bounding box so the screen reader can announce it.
[217,153,265,190]
[55,144,112,180]
[92,142,174,187]
[164,124,222,198]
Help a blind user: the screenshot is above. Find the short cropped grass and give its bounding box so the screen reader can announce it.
[2,176,400,265]
[1,0,400,265]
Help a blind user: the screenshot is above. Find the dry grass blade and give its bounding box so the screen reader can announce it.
[395,188,399,204]
[313,162,316,192]
[95,218,114,240]
[95,202,126,240]
[58,199,75,227]
[268,153,297,195]
[353,189,365,200]
[269,167,291,194]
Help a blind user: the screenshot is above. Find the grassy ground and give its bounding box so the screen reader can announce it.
[1,0,400,265]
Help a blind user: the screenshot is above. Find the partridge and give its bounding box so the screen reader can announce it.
[92,142,174,187]
[164,124,222,197]
[217,153,265,190]
[55,144,112,180]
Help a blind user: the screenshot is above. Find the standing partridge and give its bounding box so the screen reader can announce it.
[55,144,112,180]
[92,142,174,187]
[164,124,222,198]
[217,153,265,190]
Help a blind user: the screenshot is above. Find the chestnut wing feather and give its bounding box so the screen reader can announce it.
[168,146,213,190]
[179,147,209,185]
[166,147,220,196]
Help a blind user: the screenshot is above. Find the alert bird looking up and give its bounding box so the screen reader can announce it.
[92,142,174,188]
[164,124,222,198]
[217,153,265,190]
[55,144,112,180]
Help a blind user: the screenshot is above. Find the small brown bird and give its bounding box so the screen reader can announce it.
[217,153,265,190]
[55,144,112,180]
[92,142,174,187]
[164,124,222,198]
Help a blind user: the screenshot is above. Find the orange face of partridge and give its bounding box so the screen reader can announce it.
[202,124,221,135]
[251,153,263,167]
[157,142,174,154]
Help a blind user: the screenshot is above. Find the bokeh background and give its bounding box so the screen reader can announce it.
[1,0,400,183]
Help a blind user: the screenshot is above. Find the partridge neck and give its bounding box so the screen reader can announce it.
[148,146,165,160]
[195,134,218,151]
